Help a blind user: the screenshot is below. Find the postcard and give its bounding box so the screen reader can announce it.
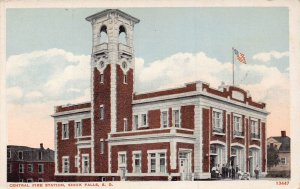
[1,0,299,189]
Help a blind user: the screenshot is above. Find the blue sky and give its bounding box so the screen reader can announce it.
[6,8,289,148]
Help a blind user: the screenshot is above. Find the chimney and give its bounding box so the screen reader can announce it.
[281,131,286,137]
[40,143,44,149]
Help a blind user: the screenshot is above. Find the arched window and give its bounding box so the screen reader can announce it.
[118,25,127,45]
[99,25,108,44]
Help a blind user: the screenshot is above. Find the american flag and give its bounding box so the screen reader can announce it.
[233,48,246,64]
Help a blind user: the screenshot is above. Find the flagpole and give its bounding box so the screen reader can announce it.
[232,47,235,86]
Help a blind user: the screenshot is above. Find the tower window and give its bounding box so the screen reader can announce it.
[18,151,23,160]
[100,105,104,120]
[118,25,127,45]
[100,74,104,83]
[123,74,128,84]
[100,140,105,154]
[62,123,69,139]
[124,118,128,131]
[99,25,108,44]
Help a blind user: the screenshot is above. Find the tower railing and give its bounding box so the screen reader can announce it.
[93,43,108,54]
[118,43,132,54]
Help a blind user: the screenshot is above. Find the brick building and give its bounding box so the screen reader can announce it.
[52,9,268,181]
[7,144,55,182]
[267,131,290,177]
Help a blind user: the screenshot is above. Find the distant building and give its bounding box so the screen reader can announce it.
[7,143,55,182]
[52,9,268,181]
[267,131,290,177]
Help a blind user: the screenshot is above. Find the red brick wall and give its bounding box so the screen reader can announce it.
[116,65,133,132]
[227,114,231,160]
[7,161,55,182]
[168,108,172,127]
[82,118,91,136]
[111,143,170,173]
[56,103,91,113]
[245,118,249,171]
[202,108,210,172]
[181,105,194,129]
[148,109,161,129]
[93,65,111,173]
[57,121,77,173]
[261,122,266,172]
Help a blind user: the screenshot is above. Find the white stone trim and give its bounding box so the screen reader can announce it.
[52,108,91,117]
[90,55,95,174]
[249,145,261,150]
[81,154,90,174]
[210,140,226,146]
[111,63,117,133]
[170,140,176,170]
[160,109,169,128]
[231,143,245,148]
[172,106,181,128]
[54,112,90,123]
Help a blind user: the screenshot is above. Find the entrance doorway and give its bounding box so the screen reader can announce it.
[179,151,191,180]
[119,167,126,181]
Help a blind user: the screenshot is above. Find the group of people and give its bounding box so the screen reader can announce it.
[211,163,260,180]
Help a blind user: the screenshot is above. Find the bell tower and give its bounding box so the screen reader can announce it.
[86,9,139,173]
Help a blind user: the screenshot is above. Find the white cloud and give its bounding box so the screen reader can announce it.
[25,91,43,100]
[252,51,289,62]
[6,86,23,101]
[67,88,81,93]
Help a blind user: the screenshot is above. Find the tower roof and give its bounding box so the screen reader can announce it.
[86,9,140,24]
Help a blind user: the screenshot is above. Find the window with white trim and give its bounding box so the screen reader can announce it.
[281,157,287,164]
[118,152,127,167]
[38,151,43,160]
[75,121,82,138]
[100,140,105,154]
[124,118,128,131]
[62,156,69,173]
[8,163,12,173]
[100,105,104,120]
[251,119,259,139]
[27,178,33,182]
[100,74,104,83]
[28,164,33,173]
[123,74,128,84]
[18,151,23,160]
[82,155,90,173]
[134,115,139,130]
[148,151,166,173]
[75,155,79,168]
[161,111,168,128]
[38,178,44,182]
[19,164,24,173]
[62,123,69,139]
[212,110,223,132]
[173,109,180,127]
[38,164,44,174]
[141,113,147,128]
[233,115,243,136]
[133,152,141,173]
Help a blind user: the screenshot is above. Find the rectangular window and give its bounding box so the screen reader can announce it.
[100,105,104,120]
[82,155,90,173]
[75,155,79,168]
[124,118,128,131]
[18,151,23,160]
[19,164,24,173]
[233,115,243,136]
[161,111,168,128]
[100,140,105,154]
[120,154,126,164]
[251,120,259,139]
[134,115,139,130]
[100,74,104,83]
[173,109,180,127]
[159,153,166,173]
[38,164,44,173]
[133,153,141,173]
[38,151,43,160]
[75,121,82,138]
[62,123,69,139]
[141,114,147,127]
[212,110,223,132]
[62,157,69,173]
[281,157,286,164]
[7,150,11,159]
[8,163,12,173]
[28,164,33,173]
[124,74,128,84]
[150,153,156,173]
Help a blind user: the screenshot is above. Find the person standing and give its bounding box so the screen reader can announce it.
[228,165,232,179]
[231,166,235,180]
[254,165,260,179]
[221,164,226,179]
